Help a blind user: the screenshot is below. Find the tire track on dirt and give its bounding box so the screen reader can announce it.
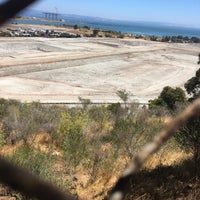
[0,46,171,77]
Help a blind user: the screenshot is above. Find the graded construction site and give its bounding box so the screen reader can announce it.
[0,36,199,104]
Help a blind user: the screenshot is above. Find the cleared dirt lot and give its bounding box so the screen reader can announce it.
[0,36,199,103]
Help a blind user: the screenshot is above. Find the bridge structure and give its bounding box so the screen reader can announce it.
[43,12,60,20]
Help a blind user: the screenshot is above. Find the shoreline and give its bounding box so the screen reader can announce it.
[5,17,200,43]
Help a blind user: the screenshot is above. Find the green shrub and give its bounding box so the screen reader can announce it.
[107,103,121,114]
[105,115,164,161]
[175,115,200,163]
[88,106,111,131]
[73,24,78,29]
[149,86,187,111]
[8,146,53,180]
[83,141,118,182]
[0,128,5,149]
[92,29,99,37]
[106,118,145,159]
[58,110,89,169]
[8,146,71,191]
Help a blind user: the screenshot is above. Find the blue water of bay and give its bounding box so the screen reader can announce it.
[12,9,200,38]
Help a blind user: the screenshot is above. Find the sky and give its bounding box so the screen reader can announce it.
[1,0,200,27]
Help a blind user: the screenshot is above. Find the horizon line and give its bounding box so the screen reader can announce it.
[23,8,200,29]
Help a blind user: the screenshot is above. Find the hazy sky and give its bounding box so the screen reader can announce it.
[1,0,200,27]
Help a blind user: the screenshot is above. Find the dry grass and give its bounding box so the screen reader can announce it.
[0,130,197,200]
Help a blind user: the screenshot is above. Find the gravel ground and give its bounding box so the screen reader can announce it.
[0,36,199,103]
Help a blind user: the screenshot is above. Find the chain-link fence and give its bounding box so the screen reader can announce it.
[0,1,200,200]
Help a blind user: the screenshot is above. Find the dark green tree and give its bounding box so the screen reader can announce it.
[184,68,200,101]
[73,24,78,29]
[161,86,187,109]
[175,68,200,164]
[92,29,99,37]
[149,86,187,110]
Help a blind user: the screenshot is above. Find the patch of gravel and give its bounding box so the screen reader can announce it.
[0,37,199,103]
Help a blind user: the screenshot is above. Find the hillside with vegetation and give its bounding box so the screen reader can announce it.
[0,68,200,199]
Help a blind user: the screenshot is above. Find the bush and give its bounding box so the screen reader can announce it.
[2,103,40,144]
[8,146,53,180]
[175,115,200,163]
[58,110,89,170]
[92,29,99,37]
[184,68,200,101]
[149,86,187,111]
[7,145,72,192]
[2,102,61,144]
[0,98,20,118]
[107,103,121,117]
[0,128,5,149]
[83,139,118,182]
[73,24,78,29]
[88,106,111,131]
[107,118,145,160]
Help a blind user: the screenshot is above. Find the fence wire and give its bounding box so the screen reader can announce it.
[0,0,38,24]
[0,1,200,200]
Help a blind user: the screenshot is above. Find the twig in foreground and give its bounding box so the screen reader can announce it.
[0,0,38,24]
[0,157,77,200]
[107,98,200,200]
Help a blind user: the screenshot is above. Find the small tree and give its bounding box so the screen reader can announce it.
[198,53,200,64]
[175,67,200,163]
[149,86,187,111]
[160,86,187,110]
[92,29,99,37]
[184,68,200,101]
[73,24,78,29]
[107,103,122,119]
[175,68,200,164]
[78,96,91,110]
[116,89,130,108]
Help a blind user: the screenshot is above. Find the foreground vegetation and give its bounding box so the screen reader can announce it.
[0,69,200,199]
